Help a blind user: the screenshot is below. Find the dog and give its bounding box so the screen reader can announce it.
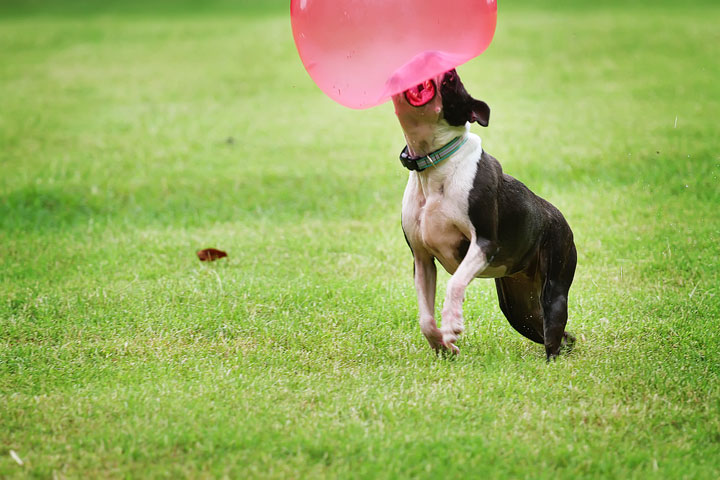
[392,69,577,360]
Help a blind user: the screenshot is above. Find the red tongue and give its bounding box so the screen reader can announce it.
[405,80,436,106]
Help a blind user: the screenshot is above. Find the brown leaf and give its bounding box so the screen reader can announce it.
[196,248,228,262]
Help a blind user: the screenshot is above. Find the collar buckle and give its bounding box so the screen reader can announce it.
[399,148,421,171]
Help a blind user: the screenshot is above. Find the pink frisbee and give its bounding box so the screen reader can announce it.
[291,0,497,109]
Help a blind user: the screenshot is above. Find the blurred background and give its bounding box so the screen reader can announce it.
[1,0,718,477]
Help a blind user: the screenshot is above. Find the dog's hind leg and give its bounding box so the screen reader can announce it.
[494,273,545,345]
[541,241,577,360]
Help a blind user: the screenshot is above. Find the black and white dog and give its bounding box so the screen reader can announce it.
[393,69,577,360]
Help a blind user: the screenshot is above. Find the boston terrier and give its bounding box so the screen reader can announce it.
[393,69,577,360]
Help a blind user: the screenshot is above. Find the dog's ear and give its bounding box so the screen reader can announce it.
[441,69,491,127]
[469,100,490,127]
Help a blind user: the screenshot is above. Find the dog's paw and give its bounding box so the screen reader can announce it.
[423,328,444,352]
[441,332,460,355]
[444,342,460,355]
[424,331,459,355]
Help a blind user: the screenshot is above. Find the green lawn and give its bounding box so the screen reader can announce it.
[1,1,719,478]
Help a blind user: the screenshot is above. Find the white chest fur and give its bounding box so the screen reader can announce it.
[401,134,484,274]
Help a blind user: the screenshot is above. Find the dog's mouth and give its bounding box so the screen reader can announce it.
[404,80,436,107]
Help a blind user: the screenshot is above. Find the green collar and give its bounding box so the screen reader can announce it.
[399,135,468,171]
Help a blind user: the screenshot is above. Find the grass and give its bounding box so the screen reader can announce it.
[1,1,719,478]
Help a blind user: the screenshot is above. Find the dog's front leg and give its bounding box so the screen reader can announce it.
[440,240,489,353]
[413,251,444,351]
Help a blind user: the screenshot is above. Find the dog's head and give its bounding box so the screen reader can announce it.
[392,69,490,129]
[392,69,489,155]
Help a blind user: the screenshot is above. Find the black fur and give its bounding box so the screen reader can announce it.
[440,69,490,127]
[467,151,577,357]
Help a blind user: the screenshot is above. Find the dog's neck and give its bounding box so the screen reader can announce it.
[399,120,469,158]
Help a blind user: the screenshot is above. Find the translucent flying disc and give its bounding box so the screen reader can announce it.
[291,0,497,109]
